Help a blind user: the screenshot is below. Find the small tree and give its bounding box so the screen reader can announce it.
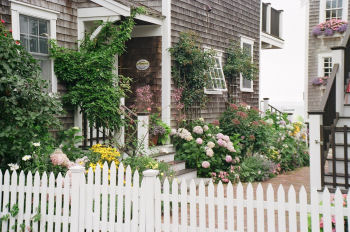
[0,21,63,169]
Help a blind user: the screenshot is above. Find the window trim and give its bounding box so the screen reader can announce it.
[10,0,59,93]
[203,47,228,95]
[319,0,348,22]
[240,36,254,93]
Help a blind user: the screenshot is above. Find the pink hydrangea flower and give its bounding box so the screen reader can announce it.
[193,126,204,134]
[50,149,70,167]
[223,135,230,142]
[216,133,224,140]
[202,161,210,168]
[225,155,233,163]
[217,139,226,147]
[196,138,203,145]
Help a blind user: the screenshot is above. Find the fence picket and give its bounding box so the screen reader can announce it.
[164,178,171,231]
[40,172,48,231]
[2,170,10,232]
[54,173,63,232]
[154,178,161,232]
[131,170,140,232]
[227,182,234,232]
[311,188,320,232]
[181,179,188,231]
[208,181,215,231]
[256,183,264,232]
[288,185,297,232]
[189,179,196,231]
[23,171,32,230]
[198,180,206,231]
[62,173,70,232]
[125,165,132,231]
[139,180,146,232]
[247,183,254,232]
[85,168,94,232]
[172,180,179,232]
[108,162,117,232]
[17,171,25,231]
[267,184,275,232]
[47,172,55,231]
[101,163,109,231]
[277,185,286,232]
[348,191,350,232]
[334,189,344,231]
[323,188,332,232]
[9,171,17,230]
[93,165,101,231]
[237,182,244,232]
[78,167,86,232]
[299,186,308,231]
[116,163,125,231]
[218,182,225,231]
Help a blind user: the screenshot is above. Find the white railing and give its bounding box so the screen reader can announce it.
[0,162,349,231]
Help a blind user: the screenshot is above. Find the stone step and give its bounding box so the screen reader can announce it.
[175,169,197,182]
[149,144,175,154]
[153,152,175,163]
[167,160,186,172]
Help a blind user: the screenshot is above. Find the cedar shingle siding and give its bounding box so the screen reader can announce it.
[170,0,261,124]
[308,0,350,111]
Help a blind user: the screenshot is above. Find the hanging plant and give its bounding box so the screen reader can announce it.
[50,7,145,130]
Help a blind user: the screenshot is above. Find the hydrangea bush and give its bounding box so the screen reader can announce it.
[172,119,241,177]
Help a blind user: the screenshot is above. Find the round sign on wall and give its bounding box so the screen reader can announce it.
[136,59,150,71]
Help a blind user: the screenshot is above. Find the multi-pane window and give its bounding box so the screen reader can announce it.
[323,57,333,77]
[206,55,227,92]
[241,41,253,90]
[325,0,343,20]
[19,15,52,91]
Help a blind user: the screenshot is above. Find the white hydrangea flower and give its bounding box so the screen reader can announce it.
[265,119,273,125]
[8,163,19,171]
[32,142,41,147]
[22,155,31,161]
[207,141,215,149]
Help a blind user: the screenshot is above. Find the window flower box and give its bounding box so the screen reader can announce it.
[312,19,348,37]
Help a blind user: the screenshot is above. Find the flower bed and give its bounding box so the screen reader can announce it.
[312,19,348,36]
[172,103,309,183]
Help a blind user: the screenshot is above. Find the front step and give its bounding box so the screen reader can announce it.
[175,169,197,182]
[153,152,175,163]
[167,160,186,172]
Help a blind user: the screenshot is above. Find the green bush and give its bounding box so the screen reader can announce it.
[0,21,63,170]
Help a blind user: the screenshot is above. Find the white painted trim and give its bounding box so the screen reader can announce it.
[11,1,58,93]
[132,25,162,38]
[240,36,254,92]
[77,7,117,18]
[260,31,284,49]
[89,0,130,16]
[309,114,322,191]
[136,15,163,26]
[266,3,271,34]
[161,0,171,127]
[304,0,310,118]
[317,52,334,77]
[10,0,59,15]
[319,0,348,22]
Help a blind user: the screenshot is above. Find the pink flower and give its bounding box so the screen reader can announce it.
[196,138,203,145]
[212,120,220,126]
[15,41,20,45]
[1,19,4,24]
[237,111,248,119]
[217,139,226,147]
[202,161,210,168]
[225,155,233,163]
[223,135,230,142]
[193,126,204,134]
[216,133,224,140]
[50,150,70,167]
[230,104,238,110]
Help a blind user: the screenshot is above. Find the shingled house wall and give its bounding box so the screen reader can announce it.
[308,0,350,111]
[170,0,261,124]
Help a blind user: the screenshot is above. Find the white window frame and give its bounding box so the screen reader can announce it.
[317,52,338,77]
[240,36,254,93]
[319,0,348,22]
[203,47,227,95]
[10,0,59,93]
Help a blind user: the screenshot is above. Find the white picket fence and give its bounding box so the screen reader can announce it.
[0,162,349,232]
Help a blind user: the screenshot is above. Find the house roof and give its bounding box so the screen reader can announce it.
[112,0,164,19]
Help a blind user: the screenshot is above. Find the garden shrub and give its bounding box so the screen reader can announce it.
[172,119,241,177]
[0,20,63,170]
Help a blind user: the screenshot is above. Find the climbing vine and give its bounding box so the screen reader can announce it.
[50,7,145,130]
[169,32,214,110]
[223,42,258,80]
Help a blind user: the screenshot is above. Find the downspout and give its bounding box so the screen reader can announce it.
[161,0,172,126]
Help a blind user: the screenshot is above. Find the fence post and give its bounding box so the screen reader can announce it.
[70,165,85,231]
[138,113,150,153]
[308,114,323,191]
[143,169,159,232]
[263,98,270,116]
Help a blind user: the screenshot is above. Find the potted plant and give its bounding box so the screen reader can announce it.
[149,113,171,146]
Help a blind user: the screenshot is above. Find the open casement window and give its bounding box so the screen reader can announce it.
[11,1,58,92]
[205,50,227,94]
[320,0,348,22]
[240,36,254,92]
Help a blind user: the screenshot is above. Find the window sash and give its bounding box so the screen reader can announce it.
[206,56,227,92]
[241,41,253,90]
[325,0,343,20]
[323,57,333,77]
